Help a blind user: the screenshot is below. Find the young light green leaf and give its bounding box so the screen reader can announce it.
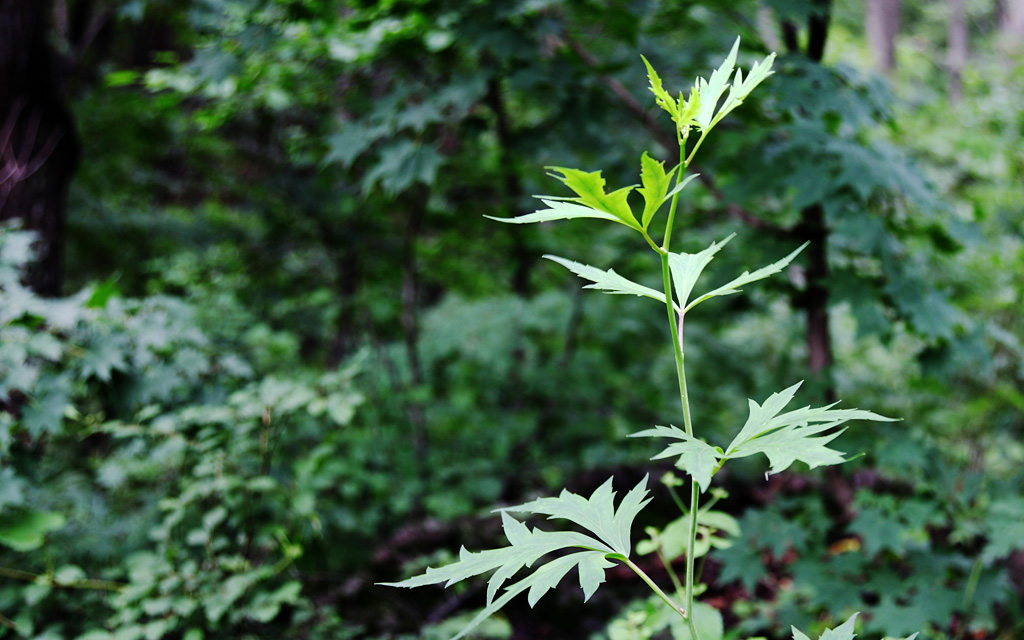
[723,382,898,475]
[544,255,667,305]
[641,56,679,120]
[381,477,649,640]
[684,242,808,312]
[631,425,722,492]
[486,199,620,225]
[695,37,739,131]
[546,167,640,229]
[639,152,680,229]
[713,52,776,126]
[667,234,735,310]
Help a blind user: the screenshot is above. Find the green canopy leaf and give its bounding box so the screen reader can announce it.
[544,255,667,305]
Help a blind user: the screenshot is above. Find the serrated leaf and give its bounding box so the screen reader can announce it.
[641,56,679,120]
[639,152,679,229]
[381,477,649,640]
[684,242,808,312]
[793,612,860,640]
[723,382,897,475]
[696,37,739,130]
[546,167,639,229]
[632,425,722,492]
[713,52,776,127]
[544,255,667,305]
[503,475,651,556]
[486,199,622,225]
[667,235,735,311]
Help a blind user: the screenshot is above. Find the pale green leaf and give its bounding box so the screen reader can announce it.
[503,475,651,556]
[544,255,667,305]
[486,199,621,225]
[667,235,735,311]
[639,152,679,229]
[696,37,739,130]
[546,167,639,229]
[793,612,860,640]
[684,242,808,312]
[713,52,776,127]
[723,382,897,475]
[660,172,701,203]
[632,425,722,492]
[381,477,650,640]
[577,552,614,601]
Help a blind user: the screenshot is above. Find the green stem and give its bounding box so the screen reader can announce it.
[656,125,708,640]
[621,556,687,623]
[655,546,686,599]
[659,252,702,640]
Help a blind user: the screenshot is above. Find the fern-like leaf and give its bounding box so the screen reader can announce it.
[380,476,650,640]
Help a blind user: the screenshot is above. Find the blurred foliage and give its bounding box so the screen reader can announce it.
[0,0,1021,638]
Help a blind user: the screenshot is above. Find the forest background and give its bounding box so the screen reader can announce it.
[1,1,1023,639]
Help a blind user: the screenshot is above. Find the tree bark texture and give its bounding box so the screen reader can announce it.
[791,1,836,402]
[0,0,79,296]
[866,0,902,73]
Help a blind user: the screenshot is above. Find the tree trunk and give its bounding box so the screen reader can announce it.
[0,0,79,296]
[866,0,901,73]
[947,0,967,105]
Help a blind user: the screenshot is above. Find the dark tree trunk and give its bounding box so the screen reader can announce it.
[795,1,836,402]
[0,0,79,296]
[866,0,901,73]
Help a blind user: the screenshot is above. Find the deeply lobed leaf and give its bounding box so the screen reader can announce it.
[683,242,808,313]
[381,477,650,639]
[546,167,639,229]
[631,425,722,493]
[723,382,898,475]
[544,255,667,305]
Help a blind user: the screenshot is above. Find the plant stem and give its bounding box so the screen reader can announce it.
[621,556,687,623]
[657,132,703,640]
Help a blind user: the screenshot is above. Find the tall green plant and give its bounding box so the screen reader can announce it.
[382,38,916,640]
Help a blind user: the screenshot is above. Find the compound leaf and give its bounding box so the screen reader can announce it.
[381,477,650,640]
[667,235,735,311]
[684,242,808,313]
[503,475,651,557]
[723,382,897,475]
[545,167,639,229]
[641,56,679,120]
[639,152,679,229]
[487,199,620,225]
[544,255,667,305]
[632,425,722,492]
[696,37,739,130]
